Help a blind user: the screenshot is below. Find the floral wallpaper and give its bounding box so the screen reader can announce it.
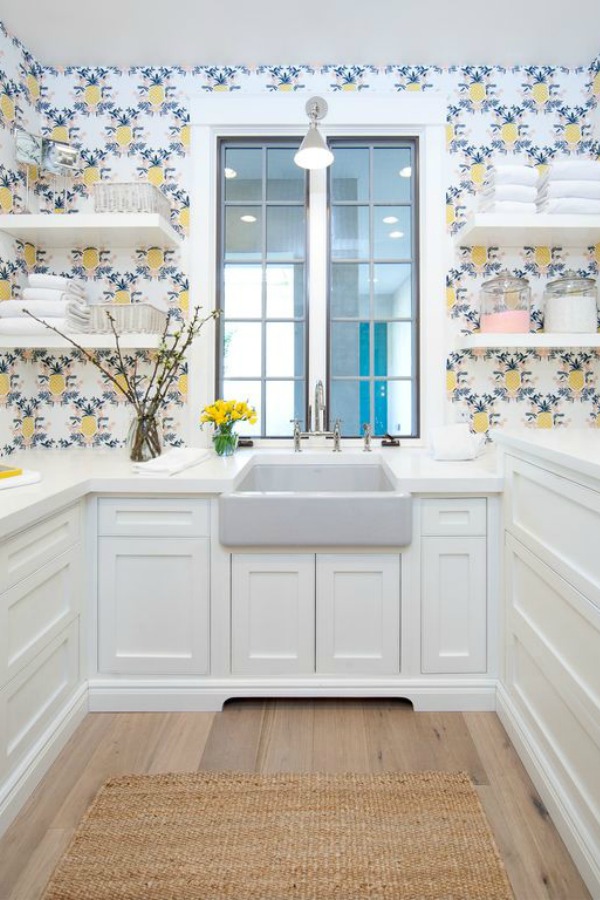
[0,18,599,454]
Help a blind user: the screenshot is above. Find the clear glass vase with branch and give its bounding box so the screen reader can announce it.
[25,306,218,461]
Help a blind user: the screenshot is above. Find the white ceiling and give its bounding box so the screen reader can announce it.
[1,0,598,69]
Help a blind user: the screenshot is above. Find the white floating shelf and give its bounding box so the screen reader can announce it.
[0,333,162,350]
[454,213,600,248]
[0,213,181,249]
[456,332,600,350]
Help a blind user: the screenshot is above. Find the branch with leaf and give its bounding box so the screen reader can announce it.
[25,305,219,459]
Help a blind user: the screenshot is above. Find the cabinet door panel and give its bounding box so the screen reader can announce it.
[421,536,486,674]
[316,554,400,675]
[231,555,315,676]
[98,537,209,675]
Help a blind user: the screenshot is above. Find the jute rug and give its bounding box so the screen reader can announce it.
[42,771,513,900]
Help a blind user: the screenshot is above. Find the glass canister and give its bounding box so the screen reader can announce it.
[479,270,531,333]
[543,271,598,333]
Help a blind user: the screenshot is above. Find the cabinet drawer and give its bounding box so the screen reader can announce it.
[0,548,82,687]
[420,498,486,536]
[0,503,81,593]
[0,620,80,785]
[98,497,210,537]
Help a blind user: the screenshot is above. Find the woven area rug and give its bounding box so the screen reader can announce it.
[43,771,513,900]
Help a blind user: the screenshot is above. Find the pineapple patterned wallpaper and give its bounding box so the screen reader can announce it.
[0,20,599,453]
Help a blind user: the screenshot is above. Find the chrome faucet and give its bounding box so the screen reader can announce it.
[333,418,342,452]
[362,422,372,452]
[314,379,326,433]
[290,418,303,452]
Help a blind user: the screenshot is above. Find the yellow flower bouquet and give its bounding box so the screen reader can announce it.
[201,399,257,456]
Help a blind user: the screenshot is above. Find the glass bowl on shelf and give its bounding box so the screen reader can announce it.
[479,270,531,333]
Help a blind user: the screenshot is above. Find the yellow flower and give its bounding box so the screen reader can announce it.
[200,397,257,428]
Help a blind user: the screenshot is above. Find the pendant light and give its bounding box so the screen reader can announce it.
[294,97,334,170]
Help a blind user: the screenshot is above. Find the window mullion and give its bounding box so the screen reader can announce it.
[307,167,328,430]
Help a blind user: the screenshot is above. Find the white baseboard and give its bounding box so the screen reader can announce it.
[496,684,600,900]
[88,676,497,713]
[0,684,88,838]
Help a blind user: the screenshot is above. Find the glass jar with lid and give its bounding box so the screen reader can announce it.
[543,270,598,333]
[479,270,531,333]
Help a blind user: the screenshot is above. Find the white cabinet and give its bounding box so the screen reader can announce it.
[420,499,487,674]
[97,498,210,676]
[316,555,400,675]
[231,554,315,677]
[231,553,401,677]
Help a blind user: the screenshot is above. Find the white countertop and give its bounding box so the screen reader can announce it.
[0,445,503,538]
[492,429,600,483]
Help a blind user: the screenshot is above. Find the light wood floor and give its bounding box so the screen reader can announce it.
[0,700,590,900]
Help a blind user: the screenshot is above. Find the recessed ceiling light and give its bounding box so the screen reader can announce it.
[389,230,405,239]
[240,214,257,223]
[399,166,412,178]
[382,216,398,224]
[224,167,237,179]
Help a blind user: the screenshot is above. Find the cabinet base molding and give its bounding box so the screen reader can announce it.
[496,685,600,900]
[88,676,497,713]
[0,684,88,838]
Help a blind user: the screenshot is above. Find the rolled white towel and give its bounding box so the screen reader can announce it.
[481,184,538,202]
[430,424,486,461]
[0,299,71,318]
[546,160,600,181]
[486,164,539,187]
[66,297,91,316]
[28,274,86,295]
[132,448,212,476]
[537,197,600,214]
[537,179,600,200]
[0,317,68,335]
[480,199,538,213]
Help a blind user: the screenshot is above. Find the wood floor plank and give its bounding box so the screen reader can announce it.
[465,712,590,900]
[4,828,72,900]
[199,699,266,771]
[256,700,315,773]
[146,712,215,774]
[312,699,371,772]
[363,699,440,771]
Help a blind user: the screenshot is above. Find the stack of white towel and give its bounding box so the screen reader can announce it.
[537,160,600,214]
[479,164,539,213]
[0,273,90,335]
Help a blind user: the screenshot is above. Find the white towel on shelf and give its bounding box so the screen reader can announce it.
[537,197,600,214]
[479,199,538,213]
[28,274,86,295]
[481,184,537,203]
[485,165,539,187]
[430,424,486,461]
[22,287,83,304]
[0,300,71,318]
[546,160,600,181]
[132,448,212,476]
[537,179,600,200]
[0,317,67,335]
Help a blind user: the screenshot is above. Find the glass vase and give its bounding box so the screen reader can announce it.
[128,413,162,462]
[212,429,238,457]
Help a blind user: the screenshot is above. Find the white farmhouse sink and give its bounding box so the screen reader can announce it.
[219,459,411,547]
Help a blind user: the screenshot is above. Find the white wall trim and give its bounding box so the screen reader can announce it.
[188,91,449,447]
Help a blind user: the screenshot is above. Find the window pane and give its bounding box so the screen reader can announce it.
[222,380,261,435]
[223,265,262,318]
[329,380,369,437]
[266,264,304,318]
[374,322,412,377]
[331,321,369,377]
[266,206,305,260]
[331,206,369,259]
[267,148,305,201]
[374,206,411,259]
[223,322,261,377]
[373,264,412,319]
[330,264,370,318]
[373,147,412,203]
[224,148,262,202]
[225,207,262,260]
[265,381,302,435]
[378,380,413,435]
[266,323,304,377]
[330,147,369,201]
